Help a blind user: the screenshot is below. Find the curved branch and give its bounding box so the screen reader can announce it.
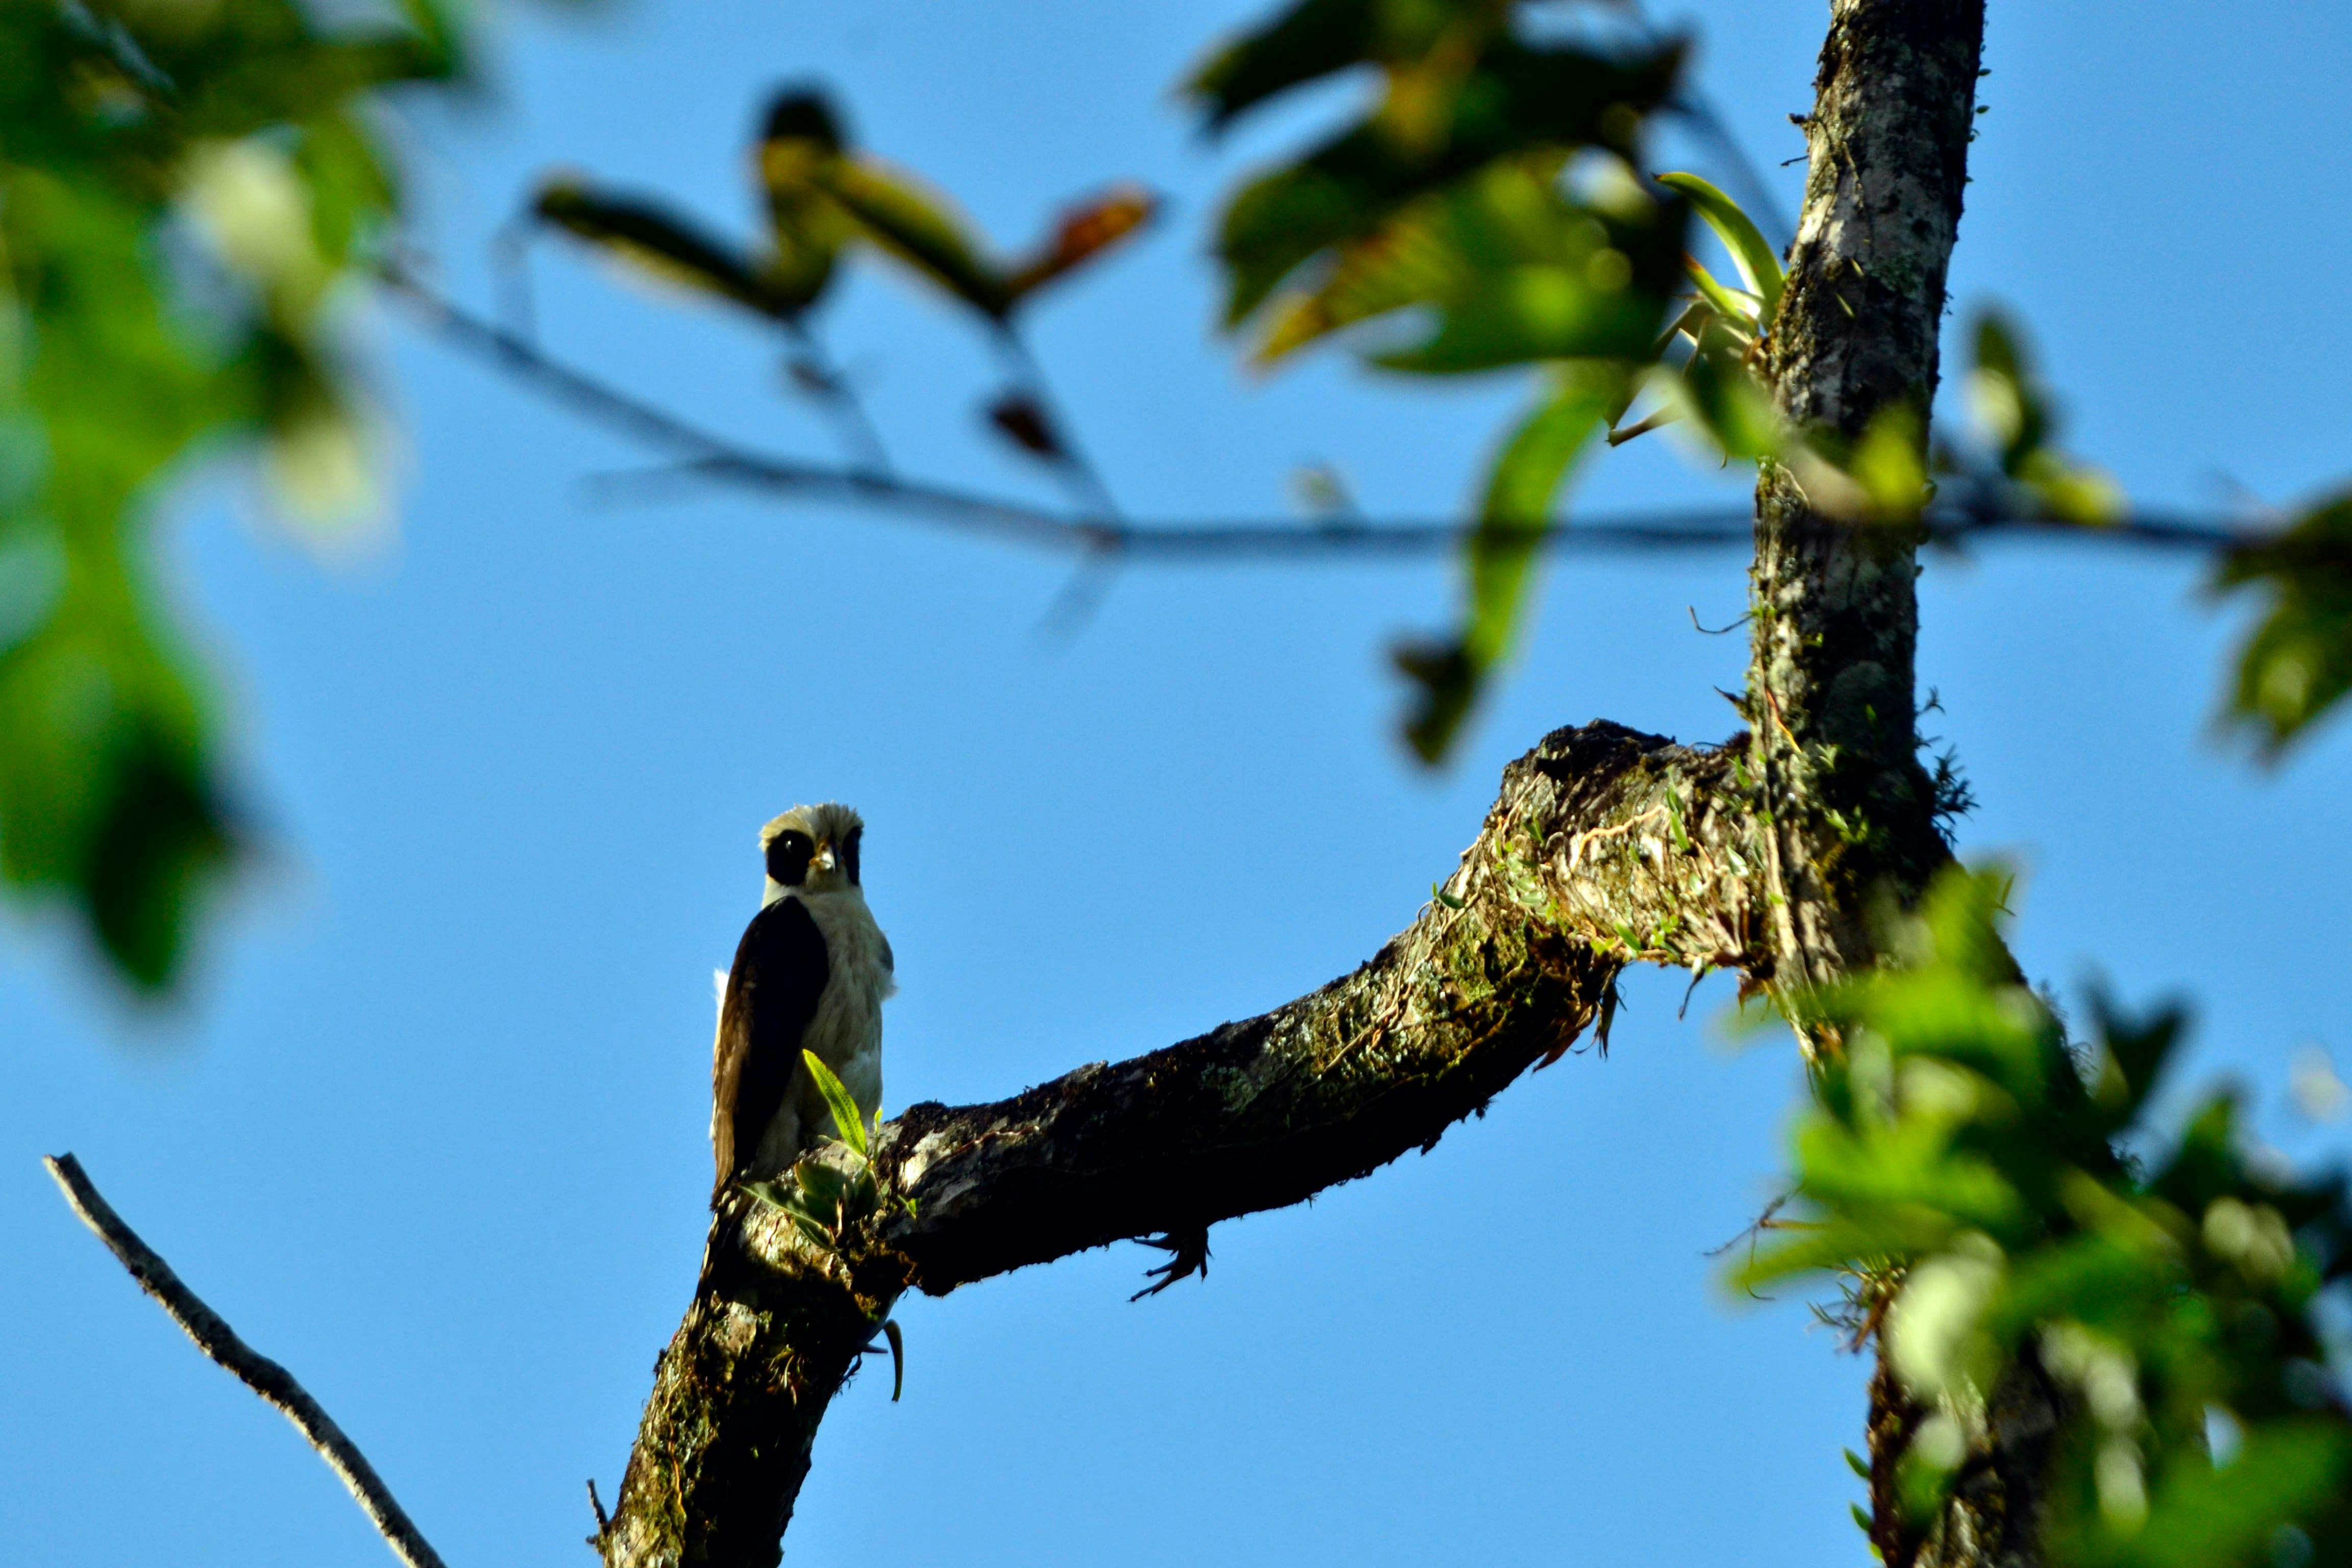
[43,1154,449,1568]
[598,720,1763,1568]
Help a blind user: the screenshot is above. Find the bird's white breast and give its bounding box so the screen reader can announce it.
[793,884,895,1133]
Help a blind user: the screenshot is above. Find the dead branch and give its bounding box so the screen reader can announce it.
[42,1154,450,1568]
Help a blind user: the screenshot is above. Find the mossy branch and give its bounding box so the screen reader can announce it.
[596,720,1764,1568]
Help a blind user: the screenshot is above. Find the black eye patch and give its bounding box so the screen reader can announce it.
[840,825,862,886]
[765,829,816,887]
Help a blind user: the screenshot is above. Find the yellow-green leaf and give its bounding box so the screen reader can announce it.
[823,160,1011,319]
[1654,172,1782,327]
[802,1048,871,1158]
[1682,255,1760,333]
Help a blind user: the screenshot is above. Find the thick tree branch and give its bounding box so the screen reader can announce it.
[43,1154,449,1568]
[597,720,1763,1568]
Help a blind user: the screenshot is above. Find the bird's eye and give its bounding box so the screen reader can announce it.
[766,830,817,886]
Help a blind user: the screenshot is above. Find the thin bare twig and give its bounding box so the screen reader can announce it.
[382,270,2268,564]
[42,1154,449,1568]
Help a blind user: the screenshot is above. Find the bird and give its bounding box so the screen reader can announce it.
[709,802,895,1209]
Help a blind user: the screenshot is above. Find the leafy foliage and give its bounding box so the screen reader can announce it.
[0,0,462,989]
[740,1049,908,1282]
[1938,311,2123,527]
[2214,492,2352,758]
[1741,869,2352,1568]
[1189,0,1693,761]
[1393,359,1622,759]
[535,85,1157,329]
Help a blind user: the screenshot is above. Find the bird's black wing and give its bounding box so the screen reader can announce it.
[710,895,829,1206]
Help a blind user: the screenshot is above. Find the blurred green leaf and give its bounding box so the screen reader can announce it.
[1851,404,1930,522]
[1672,313,1779,462]
[535,181,806,317]
[1969,312,2047,472]
[1211,32,1685,329]
[1963,309,2123,525]
[822,158,1012,318]
[2070,1424,2350,1568]
[1185,0,1459,132]
[1394,362,1618,762]
[1234,151,1684,372]
[1736,864,2352,1568]
[1,0,457,990]
[1371,256,1667,374]
[552,85,1151,330]
[2214,492,2352,758]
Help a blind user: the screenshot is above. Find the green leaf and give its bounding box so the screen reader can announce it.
[823,160,1011,319]
[739,1179,788,1208]
[1654,172,1782,326]
[2214,492,2352,757]
[2076,1423,2351,1568]
[1393,362,1619,763]
[1211,35,1687,329]
[2084,991,2185,1125]
[1671,314,1779,461]
[802,1048,870,1158]
[1967,311,2048,471]
[1185,0,1391,132]
[1681,257,1759,333]
[753,88,859,310]
[534,182,803,318]
[1851,404,1930,522]
[1372,261,1666,374]
[0,0,459,993]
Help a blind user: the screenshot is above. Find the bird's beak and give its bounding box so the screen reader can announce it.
[814,840,837,873]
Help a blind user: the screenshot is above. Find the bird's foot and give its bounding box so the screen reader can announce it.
[1130,1226,1211,1301]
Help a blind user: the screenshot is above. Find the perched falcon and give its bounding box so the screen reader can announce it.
[709,802,895,1208]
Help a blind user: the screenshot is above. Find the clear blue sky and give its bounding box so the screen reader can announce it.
[6,3,2350,1565]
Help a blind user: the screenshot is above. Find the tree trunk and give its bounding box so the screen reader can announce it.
[1745,8,2053,1568]
[1748,0,1983,1006]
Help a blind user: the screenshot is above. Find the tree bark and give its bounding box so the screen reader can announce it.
[596,6,2014,1566]
[1748,0,1983,1003]
[1745,8,2046,1568]
[596,721,1763,1568]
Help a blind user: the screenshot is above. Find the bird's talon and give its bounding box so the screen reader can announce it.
[1130,1226,1211,1300]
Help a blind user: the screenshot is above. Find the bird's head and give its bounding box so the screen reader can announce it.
[760,802,866,900]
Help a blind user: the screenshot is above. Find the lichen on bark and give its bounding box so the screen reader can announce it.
[1747,0,1984,998]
